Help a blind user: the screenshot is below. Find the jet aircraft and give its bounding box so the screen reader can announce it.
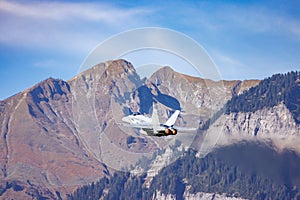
[120,109,196,137]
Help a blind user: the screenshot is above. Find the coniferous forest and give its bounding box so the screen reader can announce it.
[200,71,299,131]
[226,71,300,123]
[69,142,300,200]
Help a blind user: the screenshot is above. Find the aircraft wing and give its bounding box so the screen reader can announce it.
[117,122,153,129]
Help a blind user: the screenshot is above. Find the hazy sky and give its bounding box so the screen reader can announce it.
[0,0,300,99]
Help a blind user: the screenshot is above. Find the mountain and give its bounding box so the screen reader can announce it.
[0,59,163,199]
[0,59,299,199]
[69,64,299,200]
[0,78,108,199]
[145,66,259,131]
[203,72,300,152]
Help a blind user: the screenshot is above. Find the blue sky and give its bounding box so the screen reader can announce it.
[0,0,300,100]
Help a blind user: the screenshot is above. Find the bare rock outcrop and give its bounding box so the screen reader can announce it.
[202,103,300,153]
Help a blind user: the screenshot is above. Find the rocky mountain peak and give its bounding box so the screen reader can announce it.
[149,66,177,85]
[27,77,70,103]
[68,59,135,86]
[104,59,136,77]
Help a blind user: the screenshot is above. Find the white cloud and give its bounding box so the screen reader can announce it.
[222,5,300,38]
[0,0,149,23]
[173,2,300,40]
[213,51,243,67]
[0,0,153,54]
[33,59,66,69]
[210,51,247,80]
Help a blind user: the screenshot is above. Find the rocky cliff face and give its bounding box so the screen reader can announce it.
[149,66,240,115]
[202,103,300,154]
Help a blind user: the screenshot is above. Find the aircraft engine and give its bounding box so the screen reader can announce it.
[164,128,171,135]
[171,128,177,135]
[164,128,177,135]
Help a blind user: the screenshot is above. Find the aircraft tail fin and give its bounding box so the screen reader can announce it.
[152,106,160,133]
[164,110,180,127]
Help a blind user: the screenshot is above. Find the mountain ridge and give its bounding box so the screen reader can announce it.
[0,59,298,199]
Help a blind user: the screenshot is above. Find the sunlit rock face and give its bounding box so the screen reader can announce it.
[0,78,108,199]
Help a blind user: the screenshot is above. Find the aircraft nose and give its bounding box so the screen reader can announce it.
[122,116,130,123]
